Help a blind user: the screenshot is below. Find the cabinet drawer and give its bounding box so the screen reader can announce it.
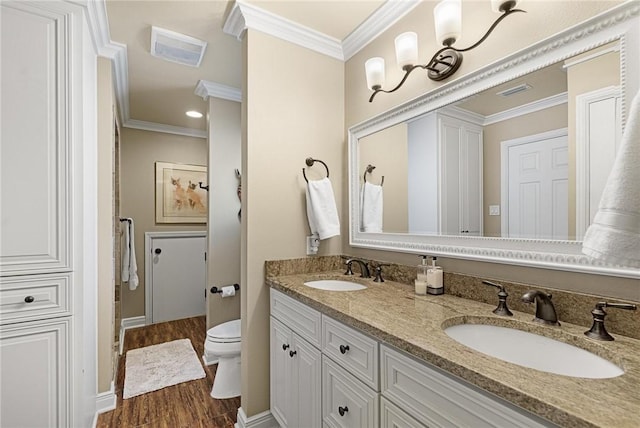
[322,356,378,428]
[0,274,71,324]
[271,289,321,347]
[381,396,427,428]
[380,345,551,428]
[322,315,378,390]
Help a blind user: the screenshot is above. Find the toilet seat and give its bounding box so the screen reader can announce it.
[207,319,241,343]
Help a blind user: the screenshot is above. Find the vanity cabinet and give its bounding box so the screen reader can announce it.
[270,289,555,428]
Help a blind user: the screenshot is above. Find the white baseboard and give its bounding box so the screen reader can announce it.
[235,407,278,428]
[119,316,146,354]
[92,381,117,428]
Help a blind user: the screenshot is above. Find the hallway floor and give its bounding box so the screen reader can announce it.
[97,316,240,428]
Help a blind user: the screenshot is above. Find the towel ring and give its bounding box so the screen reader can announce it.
[302,157,330,183]
[364,164,384,186]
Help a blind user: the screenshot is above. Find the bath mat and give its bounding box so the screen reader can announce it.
[123,338,205,399]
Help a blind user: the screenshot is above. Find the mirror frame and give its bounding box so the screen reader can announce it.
[349,2,639,278]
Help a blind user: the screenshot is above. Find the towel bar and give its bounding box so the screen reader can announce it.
[302,157,330,183]
[364,164,384,186]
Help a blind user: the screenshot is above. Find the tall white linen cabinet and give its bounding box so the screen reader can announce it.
[1,1,98,426]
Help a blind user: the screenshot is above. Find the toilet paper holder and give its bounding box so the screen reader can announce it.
[210,284,240,294]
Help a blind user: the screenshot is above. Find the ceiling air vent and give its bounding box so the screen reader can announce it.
[150,26,207,68]
[496,83,532,97]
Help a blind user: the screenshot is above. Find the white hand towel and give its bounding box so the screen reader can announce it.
[122,218,139,290]
[361,182,383,233]
[582,90,640,268]
[306,177,340,240]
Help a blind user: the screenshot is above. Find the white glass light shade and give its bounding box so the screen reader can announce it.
[365,57,385,90]
[394,32,418,70]
[491,0,519,13]
[434,0,462,46]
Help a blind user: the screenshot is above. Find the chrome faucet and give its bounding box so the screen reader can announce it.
[344,258,371,278]
[521,290,560,326]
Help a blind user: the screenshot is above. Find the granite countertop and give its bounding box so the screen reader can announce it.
[267,271,640,428]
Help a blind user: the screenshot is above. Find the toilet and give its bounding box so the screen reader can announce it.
[203,319,241,399]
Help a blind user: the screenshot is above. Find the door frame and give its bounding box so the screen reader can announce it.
[144,230,207,325]
[500,128,568,237]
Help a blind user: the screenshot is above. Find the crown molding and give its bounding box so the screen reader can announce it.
[342,0,421,60]
[195,80,241,102]
[224,0,343,60]
[124,119,207,139]
[483,92,568,125]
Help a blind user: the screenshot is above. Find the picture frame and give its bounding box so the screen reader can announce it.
[155,161,208,223]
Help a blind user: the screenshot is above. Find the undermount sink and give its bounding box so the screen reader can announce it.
[303,280,367,292]
[444,323,623,379]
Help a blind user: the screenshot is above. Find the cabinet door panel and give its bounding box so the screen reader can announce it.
[270,317,293,428]
[322,356,378,428]
[293,333,322,428]
[0,3,71,276]
[1,318,70,427]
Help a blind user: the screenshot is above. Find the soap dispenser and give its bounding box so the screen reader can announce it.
[427,256,444,295]
[415,256,428,295]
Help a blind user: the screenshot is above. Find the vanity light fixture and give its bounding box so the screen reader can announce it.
[365,0,525,102]
[185,110,203,118]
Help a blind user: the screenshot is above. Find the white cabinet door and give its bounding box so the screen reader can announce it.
[0,318,70,428]
[1,2,72,276]
[271,317,294,427]
[439,114,483,236]
[323,356,379,428]
[271,316,321,428]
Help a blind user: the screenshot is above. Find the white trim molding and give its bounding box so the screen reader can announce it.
[484,92,568,126]
[223,0,420,62]
[342,0,421,60]
[195,80,242,102]
[235,407,278,428]
[224,0,343,60]
[119,315,146,354]
[124,119,207,139]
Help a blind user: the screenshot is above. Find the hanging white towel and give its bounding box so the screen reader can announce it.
[361,182,383,233]
[122,218,139,290]
[582,90,640,268]
[306,177,340,240]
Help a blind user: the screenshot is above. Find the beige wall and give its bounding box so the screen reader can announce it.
[119,128,207,318]
[483,104,568,237]
[97,57,115,393]
[343,1,638,300]
[206,97,242,328]
[242,30,344,417]
[358,123,408,232]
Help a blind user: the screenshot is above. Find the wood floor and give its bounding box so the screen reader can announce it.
[97,316,241,428]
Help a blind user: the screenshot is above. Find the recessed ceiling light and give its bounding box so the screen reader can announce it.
[186,110,203,118]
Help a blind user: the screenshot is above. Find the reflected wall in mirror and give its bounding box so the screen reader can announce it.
[358,43,621,241]
[348,2,639,277]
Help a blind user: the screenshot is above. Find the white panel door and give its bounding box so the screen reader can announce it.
[506,135,568,239]
[0,3,70,276]
[149,234,206,323]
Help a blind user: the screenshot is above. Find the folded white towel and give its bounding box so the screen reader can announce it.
[306,177,340,240]
[361,182,383,233]
[122,218,139,290]
[582,90,640,268]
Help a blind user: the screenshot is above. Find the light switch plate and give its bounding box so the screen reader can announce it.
[489,205,500,216]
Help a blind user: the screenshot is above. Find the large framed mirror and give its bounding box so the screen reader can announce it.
[348,3,639,278]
